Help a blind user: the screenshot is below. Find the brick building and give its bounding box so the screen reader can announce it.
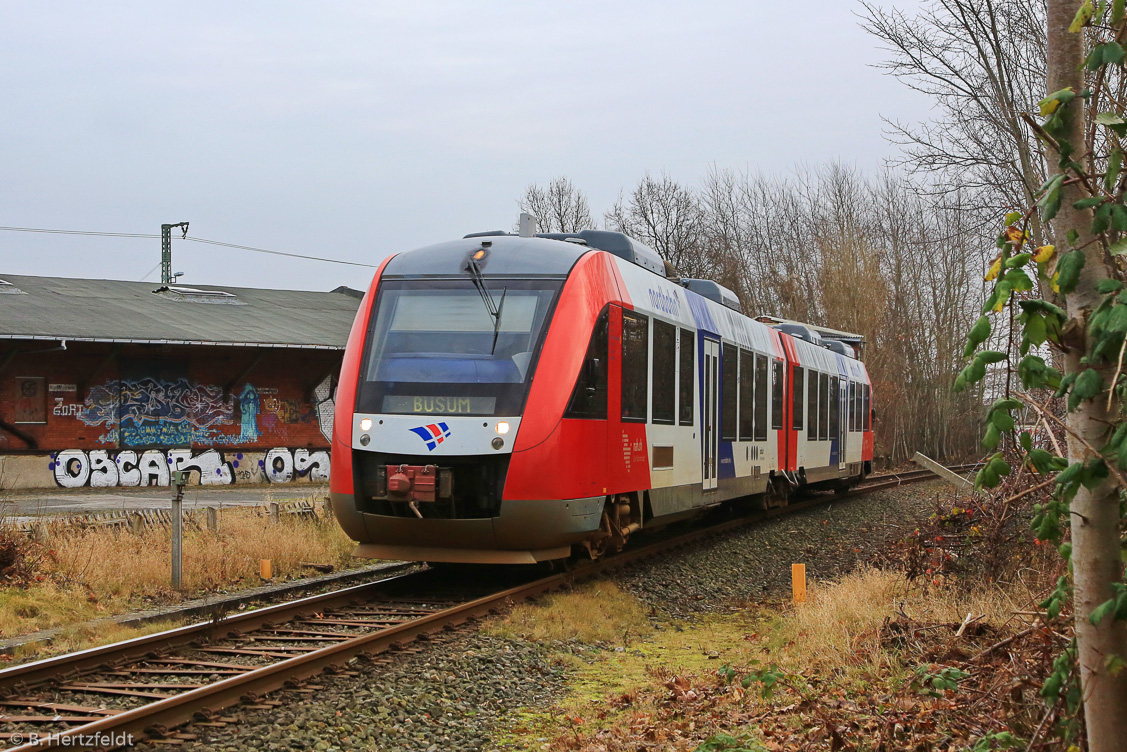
[0,274,361,489]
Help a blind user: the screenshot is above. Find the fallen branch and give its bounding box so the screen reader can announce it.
[970,627,1036,663]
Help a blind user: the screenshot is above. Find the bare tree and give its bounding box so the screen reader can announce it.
[604,173,710,278]
[518,176,593,233]
[859,0,1049,244]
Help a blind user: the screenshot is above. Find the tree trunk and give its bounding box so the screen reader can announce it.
[1046,3,1127,749]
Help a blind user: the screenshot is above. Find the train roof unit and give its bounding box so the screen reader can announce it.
[680,278,741,312]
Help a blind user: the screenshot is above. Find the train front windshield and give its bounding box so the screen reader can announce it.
[356,278,563,417]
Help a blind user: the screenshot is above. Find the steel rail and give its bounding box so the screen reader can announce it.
[5,462,964,750]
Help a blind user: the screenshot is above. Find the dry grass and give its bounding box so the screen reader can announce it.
[0,505,359,640]
[494,569,1044,751]
[488,581,653,646]
[773,567,1029,674]
[7,618,180,663]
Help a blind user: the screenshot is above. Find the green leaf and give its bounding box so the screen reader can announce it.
[1117,439,1127,470]
[977,350,1008,365]
[1004,211,1022,225]
[1107,149,1123,191]
[1056,250,1087,293]
[1086,42,1127,71]
[1073,368,1104,400]
[1098,278,1124,293]
[1019,431,1032,451]
[1019,299,1067,317]
[968,315,991,346]
[1005,252,1032,268]
[1115,0,1126,23]
[1109,238,1127,256]
[983,422,1001,450]
[1036,174,1065,222]
[1094,202,1114,234]
[1023,313,1048,351]
[1027,448,1059,474]
[991,409,1015,432]
[1003,268,1034,292]
[1074,196,1106,209]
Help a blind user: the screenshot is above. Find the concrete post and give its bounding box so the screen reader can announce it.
[206,506,218,533]
[170,471,186,591]
[269,502,279,524]
[129,512,144,536]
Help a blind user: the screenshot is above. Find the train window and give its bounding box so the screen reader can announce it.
[621,311,649,422]
[679,329,694,425]
[652,320,676,424]
[754,353,768,441]
[807,370,818,440]
[772,360,784,430]
[739,349,754,441]
[829,376,839,439]
[722,344,738,441]
[819,372,829,441]
[847,381,855,432]
[564,307,610,419]
[792,366,804,430]
[854,381,862,431]
[863,384,871,431]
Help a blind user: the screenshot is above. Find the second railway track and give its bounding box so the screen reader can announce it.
[0,463,970,750]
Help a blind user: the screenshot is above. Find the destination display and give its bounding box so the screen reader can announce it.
[382,396,497,415]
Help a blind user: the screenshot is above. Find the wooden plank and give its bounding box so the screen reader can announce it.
[912,452,977,493]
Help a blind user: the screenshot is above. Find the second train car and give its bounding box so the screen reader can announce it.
[330,228,874,564]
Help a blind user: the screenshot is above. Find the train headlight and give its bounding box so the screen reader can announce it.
[495,421,510,435]
[491,437,504,450]
[359,434,371,446]
[360,418,372,431]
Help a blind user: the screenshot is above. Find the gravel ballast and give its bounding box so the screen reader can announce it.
[133,479,948,750]
[616,480,949,617]
[145,631,564,752]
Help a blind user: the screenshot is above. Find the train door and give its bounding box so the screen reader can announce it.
[838,378,848,470]
[702,338,720,490]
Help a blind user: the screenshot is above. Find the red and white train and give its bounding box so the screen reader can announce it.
[330,228,873,564]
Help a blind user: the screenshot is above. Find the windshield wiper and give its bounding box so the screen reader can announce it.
[465,257,507,354]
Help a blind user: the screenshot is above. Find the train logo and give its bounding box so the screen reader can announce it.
[409,422,452,451]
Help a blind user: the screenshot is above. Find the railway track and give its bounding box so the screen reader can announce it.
[0,463,968,750]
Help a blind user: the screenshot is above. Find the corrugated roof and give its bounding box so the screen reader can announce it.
[0,274,364,349]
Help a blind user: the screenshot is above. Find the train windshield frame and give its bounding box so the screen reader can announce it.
[356,277,564,417]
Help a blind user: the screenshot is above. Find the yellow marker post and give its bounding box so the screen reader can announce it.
[260,559,273,580]
[792,563,806,604]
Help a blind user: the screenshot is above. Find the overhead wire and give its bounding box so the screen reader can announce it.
[0,225,377,268]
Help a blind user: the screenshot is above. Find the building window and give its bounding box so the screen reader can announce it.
[792,366,804,430]
[565,307,609,419]
[772,360,784,430]
[621,311,649,422]
[722,343,738,441]
[679,328,694,426]
[807,370,818,440]
[12,377,47,424]
[652,319,676,425]
[755,353,768,441]
[738,349,754,441]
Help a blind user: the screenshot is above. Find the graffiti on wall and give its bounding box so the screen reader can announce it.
[49,447,330,488]
[79,377,235,446]
[65,375,336,448]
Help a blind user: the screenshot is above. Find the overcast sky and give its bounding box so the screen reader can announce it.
[0,1,928,292]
